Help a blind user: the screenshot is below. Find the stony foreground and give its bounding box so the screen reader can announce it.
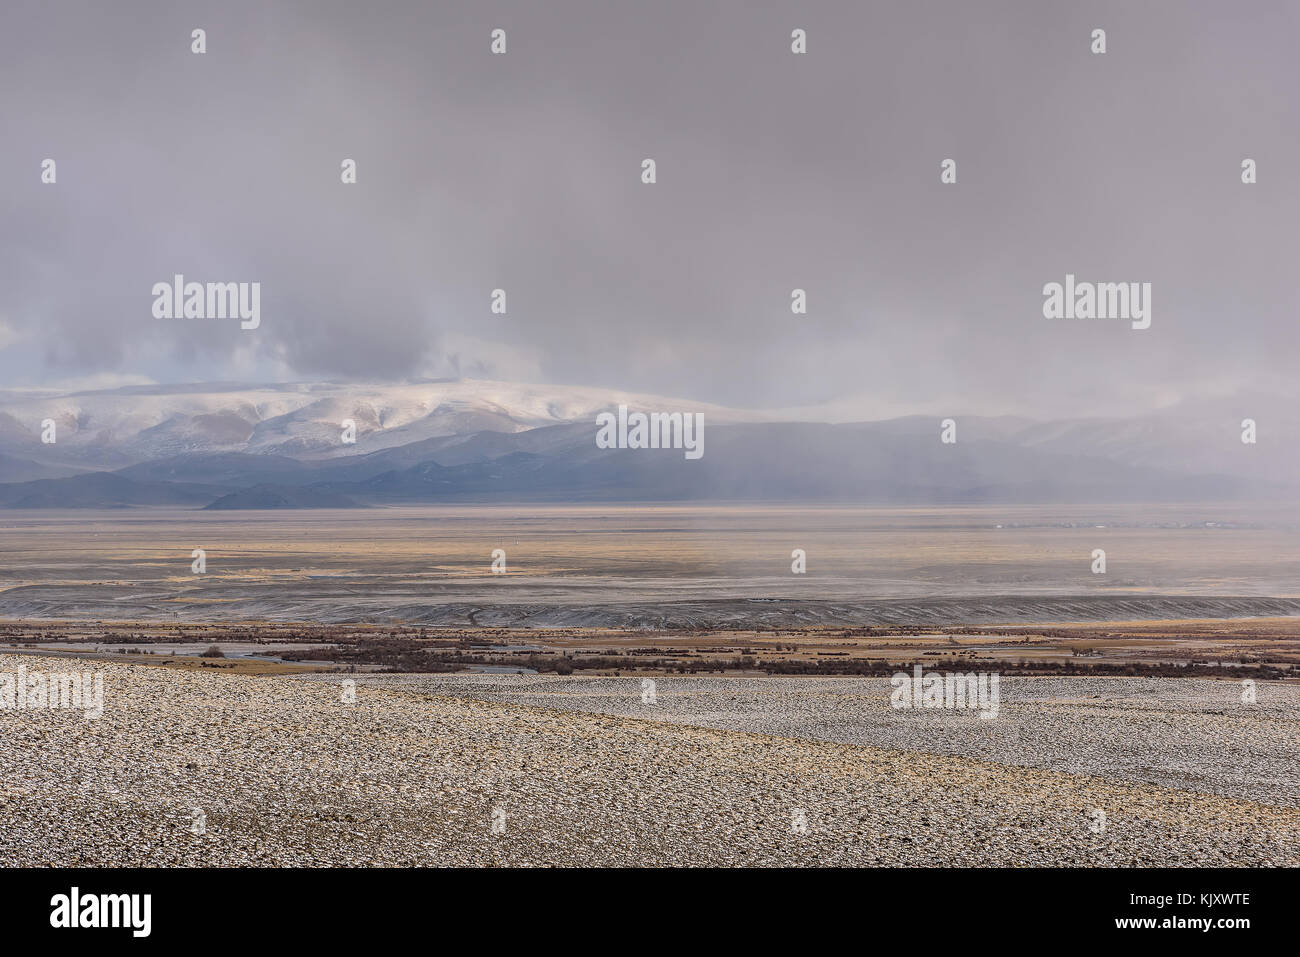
[353,674,1300,810]
[1,655,1296,866]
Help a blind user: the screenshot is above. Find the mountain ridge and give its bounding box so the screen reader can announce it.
[0,379,1290,508]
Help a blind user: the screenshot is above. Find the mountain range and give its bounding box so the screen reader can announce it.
[0,379,1291,508]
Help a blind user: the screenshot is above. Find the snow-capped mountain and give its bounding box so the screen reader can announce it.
[0,379,1293,505]
[0,379,762,466]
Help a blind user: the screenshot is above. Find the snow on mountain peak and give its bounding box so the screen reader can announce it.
[0,379,763,463]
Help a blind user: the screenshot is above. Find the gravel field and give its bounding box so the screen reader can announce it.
[2,655,1296,866]
[348,674,1300,810]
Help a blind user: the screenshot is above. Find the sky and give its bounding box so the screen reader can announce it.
[1,0,1297,418]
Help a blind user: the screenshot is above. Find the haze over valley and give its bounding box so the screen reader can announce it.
[0,379,1292,508]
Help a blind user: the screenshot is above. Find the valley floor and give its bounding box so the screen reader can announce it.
[1,655,1295,866]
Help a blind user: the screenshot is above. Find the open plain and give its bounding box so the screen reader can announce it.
[4,504,1300,627]
[1,654,1295,866]
[2,505,1297,866]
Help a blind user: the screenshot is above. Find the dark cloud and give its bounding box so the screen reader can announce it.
[1,0,1296,415]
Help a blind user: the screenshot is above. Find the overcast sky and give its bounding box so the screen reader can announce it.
[1,0,1297,418]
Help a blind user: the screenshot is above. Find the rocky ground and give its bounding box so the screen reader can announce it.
[351,674,1300,810]
[1,655,1296,866]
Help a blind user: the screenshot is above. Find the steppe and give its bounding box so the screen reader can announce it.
[2,504,1296,866]
[3,504,1300,626]
[1,655,1295,866]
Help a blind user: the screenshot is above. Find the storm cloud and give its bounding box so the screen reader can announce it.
[1,0,1297,417]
